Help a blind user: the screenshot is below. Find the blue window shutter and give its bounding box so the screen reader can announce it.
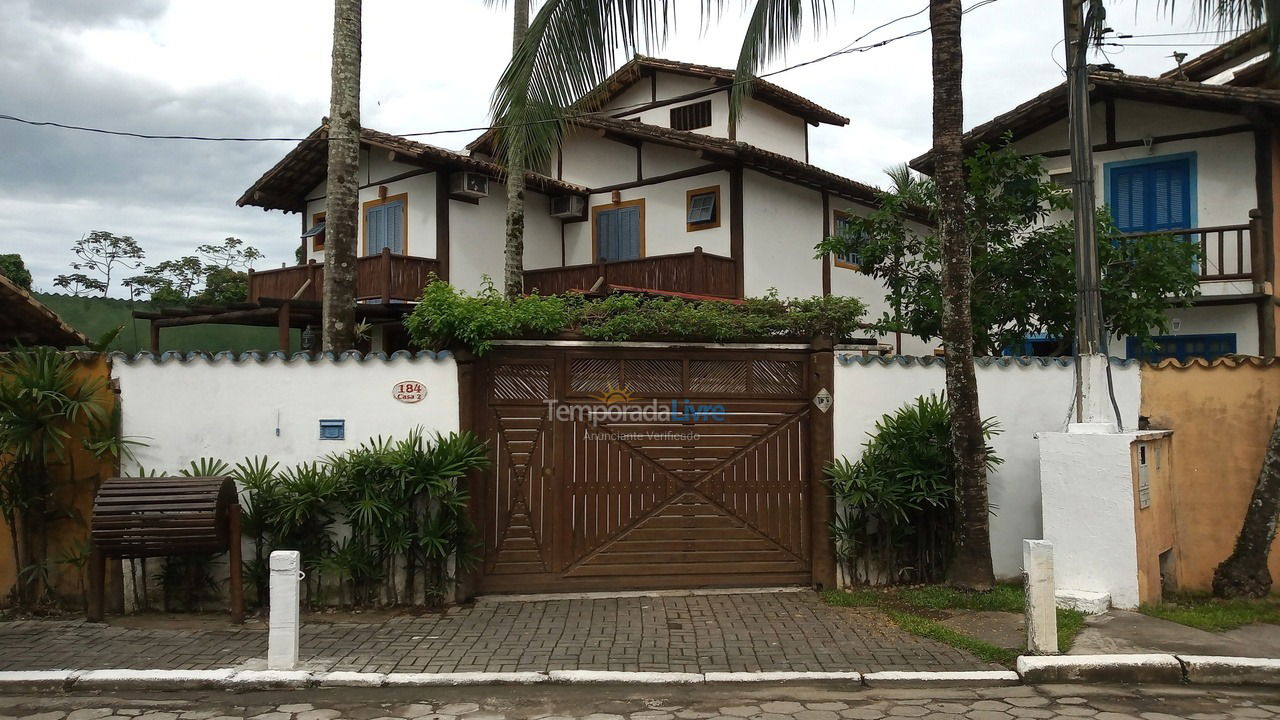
[1110,158,1191,233]
[596,206,641,262]
[365,201,404,255]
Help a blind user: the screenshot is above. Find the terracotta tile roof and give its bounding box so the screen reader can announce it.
[1159,28,1267,83]
[0,275,90,349]
[466,55,848,155]
[237,124,586,212]
[909,71,1280,173]
[606,56,849,126]
[572,116,927,219]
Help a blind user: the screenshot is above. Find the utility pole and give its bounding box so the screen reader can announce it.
[1063,0,1114,431]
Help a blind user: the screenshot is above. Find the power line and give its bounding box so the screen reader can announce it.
[0,0,1004,145]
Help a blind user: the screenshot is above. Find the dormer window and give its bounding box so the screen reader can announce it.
[671,100,712,131]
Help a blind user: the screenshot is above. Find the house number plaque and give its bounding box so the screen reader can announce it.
[392,380,426,403]
[813,388,833,414]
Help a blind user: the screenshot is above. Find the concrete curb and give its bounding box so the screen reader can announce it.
[1180,655,1280,685]
[863,671,1021,688]
[4,654,1280,690]
[1017,654,1183,684]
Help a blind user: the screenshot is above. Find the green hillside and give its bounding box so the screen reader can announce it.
[36,293,300,354]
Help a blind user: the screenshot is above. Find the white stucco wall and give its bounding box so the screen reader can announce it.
[741,170,824,298]
[1039,431,1146,609]
[114,353,460,474]
[735,99,809,160]
[303,152,438,263]
[559,131,639,188]
[832,356,1142,579]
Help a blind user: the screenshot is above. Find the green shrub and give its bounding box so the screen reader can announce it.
[828,393,1001,585]
[403,277,868,354]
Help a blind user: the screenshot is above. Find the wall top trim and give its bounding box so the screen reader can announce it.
[108,350,454,365]
[836,354,1141,368]
[1145,355,1280,371]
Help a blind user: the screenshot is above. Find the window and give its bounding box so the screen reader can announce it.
[363,194,407,255]
[1126,333,1236,363]
[1108,155,1193,233]
[671,101,712,131]
[831,211,863,270]
[303,212,326,251]
[593,200,644,262]
[685,186,720,231]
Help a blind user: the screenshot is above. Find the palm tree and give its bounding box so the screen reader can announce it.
[486,0,534,299]
[322,0,362,352]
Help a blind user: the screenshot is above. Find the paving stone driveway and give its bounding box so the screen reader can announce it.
[0,590,992,673]
[2,682,1279,720]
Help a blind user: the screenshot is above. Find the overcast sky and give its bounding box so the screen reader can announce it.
[0,0,1228,294]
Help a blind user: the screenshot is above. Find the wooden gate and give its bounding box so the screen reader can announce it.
[472,347,819,593]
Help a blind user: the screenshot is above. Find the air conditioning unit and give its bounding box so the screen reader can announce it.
[550,195,586,220]
[450,171,489,199]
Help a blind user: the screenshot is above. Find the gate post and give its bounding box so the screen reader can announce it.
[809,336,838,589]
[454,348,482,602]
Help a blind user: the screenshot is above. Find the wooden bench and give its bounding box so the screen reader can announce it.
[87,476,244,622]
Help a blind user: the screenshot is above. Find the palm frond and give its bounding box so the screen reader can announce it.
[729,0,834,125]
[491,0,677,173]
[1151,1,1277,60]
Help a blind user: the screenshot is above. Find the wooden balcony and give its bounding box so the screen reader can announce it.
[524,247,739,299]
[248,249,441,303]
[1124,221,1260,284]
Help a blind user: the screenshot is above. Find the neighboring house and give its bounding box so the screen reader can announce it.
[201,56,931,355]
[912,33,1280,361]
[0,274,89,349]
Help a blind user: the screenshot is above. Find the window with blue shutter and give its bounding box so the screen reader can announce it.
[1108,156,1193,233]
[832,211,863,269]
[1126,333,1235,363]
[365,198,405,255]
[595,202,643,262]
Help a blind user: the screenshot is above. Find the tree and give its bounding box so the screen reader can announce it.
[817,146,1202,355]
[192,267,249,305]
[125,256,205,303]
[198,237,263,270]
[923,0,993,590]
[51,273,107,297]
[53,231,145,298]
[485,0,534,299]
[322,0,362,352]
[1213,406,1280,597]
[0,254,32,290]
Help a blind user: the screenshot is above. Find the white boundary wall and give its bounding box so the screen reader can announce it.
[113,351,460,474]
[832,355,1141,579]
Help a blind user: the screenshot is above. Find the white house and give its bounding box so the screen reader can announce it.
[911,32,1280,362]
[212,56,932,355]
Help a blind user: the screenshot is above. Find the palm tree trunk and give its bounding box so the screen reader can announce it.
[1213,405,1280,597]
[502,0,531,300]
[930,0,994,591]
[322,0,362,352]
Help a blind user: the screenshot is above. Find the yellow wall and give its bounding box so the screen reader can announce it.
[1131,435,1175,604]
[0,354,116,606]
[1141,359,1280,592]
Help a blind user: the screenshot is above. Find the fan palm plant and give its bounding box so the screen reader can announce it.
[0,347,111,607]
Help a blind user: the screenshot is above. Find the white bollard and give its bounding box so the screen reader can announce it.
[268,550,303,670]
[1023,539,1059,655]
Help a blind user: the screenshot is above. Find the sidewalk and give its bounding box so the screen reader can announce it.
[0,590,994,674]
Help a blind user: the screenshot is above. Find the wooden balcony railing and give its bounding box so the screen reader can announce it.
[1124,221,1258,283]
[248,249,441,304]
[523,247,739,298]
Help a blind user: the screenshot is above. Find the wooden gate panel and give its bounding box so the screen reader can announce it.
[478,348,815,592]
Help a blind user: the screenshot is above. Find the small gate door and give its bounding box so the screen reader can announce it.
[476,347,814,593]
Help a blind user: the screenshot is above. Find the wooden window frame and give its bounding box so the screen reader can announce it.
[685,185,721,232]
[310,211,326,252]
[361,192,409,256]
[831,210,861,271]
[670,100,713,131]
[591,198,646,263]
